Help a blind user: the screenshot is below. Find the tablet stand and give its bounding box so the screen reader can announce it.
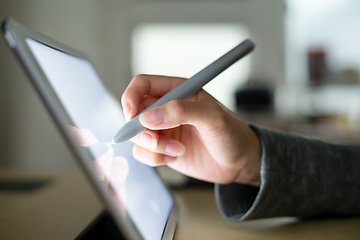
[75,210,125,240]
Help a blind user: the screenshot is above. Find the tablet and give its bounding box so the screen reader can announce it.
[2,19,177,240]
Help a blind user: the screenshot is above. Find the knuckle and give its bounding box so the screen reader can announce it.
[130,74,150,90]
[167,99,186,118]
[208,102,229,130]
[132,74,148,82]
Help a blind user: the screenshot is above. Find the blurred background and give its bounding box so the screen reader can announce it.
[0,0,359,174]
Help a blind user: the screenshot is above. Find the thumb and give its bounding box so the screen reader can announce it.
[139,99,223,131]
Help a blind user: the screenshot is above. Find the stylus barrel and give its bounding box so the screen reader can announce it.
[113,39,255,143]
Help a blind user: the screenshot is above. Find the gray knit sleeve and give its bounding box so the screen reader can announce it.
[215,125,360,221]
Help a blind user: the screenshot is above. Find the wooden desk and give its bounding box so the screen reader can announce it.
[0,170,103,239]
[1,170,360,239]
[173,188,360,239]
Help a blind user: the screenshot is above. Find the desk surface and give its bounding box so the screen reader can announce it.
[0,170,360,240]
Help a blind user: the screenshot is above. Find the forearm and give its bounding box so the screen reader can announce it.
[215,125,360,221]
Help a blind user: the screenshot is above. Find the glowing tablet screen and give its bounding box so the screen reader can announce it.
[26,38,173,240]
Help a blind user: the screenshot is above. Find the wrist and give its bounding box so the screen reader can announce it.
[234,126,262,186]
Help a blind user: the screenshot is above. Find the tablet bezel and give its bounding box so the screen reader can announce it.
[2,18,177,240]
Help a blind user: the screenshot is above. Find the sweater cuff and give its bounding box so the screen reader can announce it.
[214,125,270,221]
[215,125,360,221]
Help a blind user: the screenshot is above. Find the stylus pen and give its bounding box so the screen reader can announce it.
[112,39,255,143]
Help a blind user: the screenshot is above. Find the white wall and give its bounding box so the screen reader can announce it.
[286,0,360,84]
[0,0,285,170]
[0,0,108,169]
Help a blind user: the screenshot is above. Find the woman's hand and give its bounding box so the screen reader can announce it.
[122,74,262,186]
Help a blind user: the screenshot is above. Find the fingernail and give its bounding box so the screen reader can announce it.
[139,108,165,127]
[123,102,132,122]
[139,132,157,150]
[165,142,185,156]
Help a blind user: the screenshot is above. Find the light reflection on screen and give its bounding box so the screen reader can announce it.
[26,38,173,240]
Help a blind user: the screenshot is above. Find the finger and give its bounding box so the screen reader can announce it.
[123,97,159,122]
[131,129,159,151]
[121,75,186,119]
[139,99,226,131]
[132,144,178,167]
[138,97,159,114]
[123,96,159,122]
[132,130,185,157]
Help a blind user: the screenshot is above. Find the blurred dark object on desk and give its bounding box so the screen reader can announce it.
[338,68,359,85]
[0,179,52,192]
[239,110,360,144]
[308,48,329,86]
[307,47,360,86]
[235,77,360,143]
[235,86,273,113]
[288,113,360,143]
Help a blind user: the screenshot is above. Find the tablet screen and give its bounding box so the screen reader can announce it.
[26,38,174,240]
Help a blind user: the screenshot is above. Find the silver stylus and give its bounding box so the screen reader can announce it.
[112,39,255,143]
